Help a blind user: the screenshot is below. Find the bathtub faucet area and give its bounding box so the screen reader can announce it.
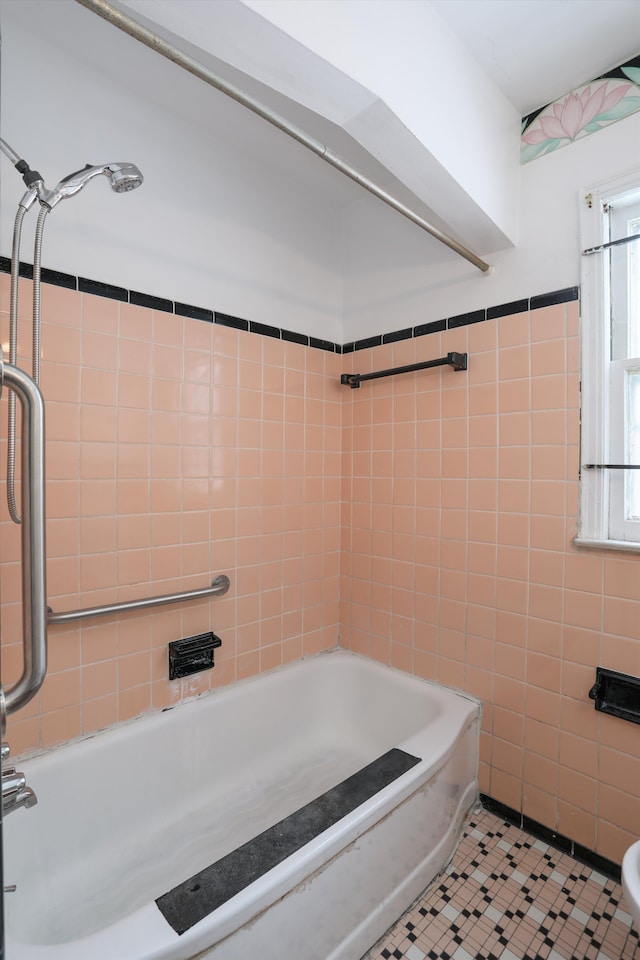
[2,743,37,816]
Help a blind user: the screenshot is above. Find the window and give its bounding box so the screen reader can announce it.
[578,171,640,551]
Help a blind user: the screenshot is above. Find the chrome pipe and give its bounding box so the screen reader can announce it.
[0,138,21,166]
[75,0,491,274]
[32,206,50,387]
[1,362,47,715]
[48,574,231,625]
[6,189,39,526]
[7,205,27,525]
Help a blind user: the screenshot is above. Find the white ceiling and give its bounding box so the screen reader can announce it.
[117,0,640,120]
[431,0,640,115]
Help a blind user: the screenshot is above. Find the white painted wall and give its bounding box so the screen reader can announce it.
[0,1,345,341]
[341,113,640,342]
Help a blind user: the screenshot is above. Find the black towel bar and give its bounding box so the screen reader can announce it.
[340,351,468,389]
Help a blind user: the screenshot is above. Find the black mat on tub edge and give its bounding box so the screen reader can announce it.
[155,747,421,935]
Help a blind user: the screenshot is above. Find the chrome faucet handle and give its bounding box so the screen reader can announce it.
[14,787,37,811]
[3,784,36,815]
[0,738,38,814]
[2,771,26,799]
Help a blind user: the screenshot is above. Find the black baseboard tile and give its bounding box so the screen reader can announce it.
[573,842,621,883]
[479,794,523,828]
[480,795,621,881]
[521,814,573,855]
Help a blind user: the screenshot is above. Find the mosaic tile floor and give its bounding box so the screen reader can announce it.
[365,808,639,960]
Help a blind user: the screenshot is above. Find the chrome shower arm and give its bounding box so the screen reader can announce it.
[0,138,44,190]
[0,138,21,166]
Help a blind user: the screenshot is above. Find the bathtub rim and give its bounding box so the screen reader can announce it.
[11,647,482,765]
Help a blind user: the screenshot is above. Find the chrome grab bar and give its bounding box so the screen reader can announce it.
[47,574,231,625]
[1,361,48,715]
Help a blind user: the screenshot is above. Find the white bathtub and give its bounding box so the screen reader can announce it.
[4,650,480,960]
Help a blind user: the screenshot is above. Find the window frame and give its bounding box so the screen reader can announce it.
[577,169,640,553]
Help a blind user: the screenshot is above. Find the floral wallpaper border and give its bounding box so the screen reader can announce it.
[521,54,640,163]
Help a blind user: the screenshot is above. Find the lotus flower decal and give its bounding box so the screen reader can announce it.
[521,70,640,163]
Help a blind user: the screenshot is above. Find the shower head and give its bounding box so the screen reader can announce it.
[105,162,144,194]
[40,161,143,209]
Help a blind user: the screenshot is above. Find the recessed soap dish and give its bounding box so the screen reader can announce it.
[589,667,640,725]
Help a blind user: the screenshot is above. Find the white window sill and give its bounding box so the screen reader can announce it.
[573,536,640,555]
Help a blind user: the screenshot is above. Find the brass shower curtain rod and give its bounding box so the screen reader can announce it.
[76,0,491,274]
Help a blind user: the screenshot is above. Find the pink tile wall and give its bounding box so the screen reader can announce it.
[0,275,341,756]
[340,301,640,865]
[1,275,638,866]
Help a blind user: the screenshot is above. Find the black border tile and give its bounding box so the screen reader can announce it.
[18,262,34,280]
[250,320,280,340]
[414,319,446,338]
[383,327,412,344]
[354,335,382,351]
[309,337,337,353]
[281,328,309,346]
[40,267,77,290]
[448,308,486,329]
[530,287,579,310]
[130,290,173,313]
[78,276,128,301]
[487,299,529,320]
[175,302,213,323]
[0,257,583,359]
[0,258,34,280]
[214,312,248,332]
